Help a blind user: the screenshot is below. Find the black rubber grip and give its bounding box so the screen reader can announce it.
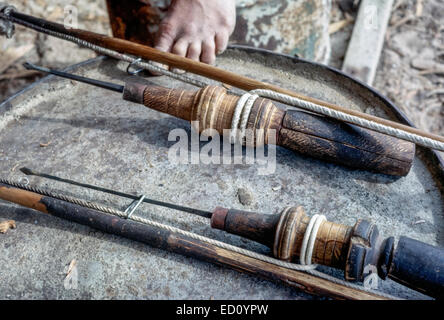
[388,236,444,298]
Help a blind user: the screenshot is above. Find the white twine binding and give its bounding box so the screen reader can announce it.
[230,93,251,143]
[239,93,259,144]
[299,214,327,265]
[230,93,259,144]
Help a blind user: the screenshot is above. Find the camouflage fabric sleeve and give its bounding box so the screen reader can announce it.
[106,0,331,63]
[232,0,331,63]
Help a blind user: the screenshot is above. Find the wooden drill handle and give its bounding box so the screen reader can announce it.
[279,110,415,176]
[210,207,281,248]
[211,205,444,298]
[211,206,352,270]
[123,82,415,176]
[0,183,389,300]
[123,82,198,121]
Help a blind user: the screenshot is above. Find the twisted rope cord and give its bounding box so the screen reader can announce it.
[251,89,444,152]
[229,92,259,145]
[0,178,399,299]
[230,93,251,143]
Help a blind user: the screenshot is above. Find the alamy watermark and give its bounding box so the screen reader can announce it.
[168,122,277,175]
[363,264,379,290]
[363,4,378,31]
[64,5,78,29]
[63,259,78,290]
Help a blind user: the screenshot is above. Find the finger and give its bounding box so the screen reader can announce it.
[215,32,229,55]
[201,40,216,65]
[171,38,188,57]
[152,21,177,75]
[154,21,176,53]
[187,42,202,61]
[169,39,189,73]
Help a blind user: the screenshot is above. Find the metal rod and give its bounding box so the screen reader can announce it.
[23,62,125,93]
[19,167,213,219]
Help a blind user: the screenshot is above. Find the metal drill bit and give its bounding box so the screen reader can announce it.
[23,62,125,93]
[20,167,213,219]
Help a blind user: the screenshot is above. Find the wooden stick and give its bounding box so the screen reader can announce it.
[9,11,444,145]
[342,0,394,85]
[0,183,389,300]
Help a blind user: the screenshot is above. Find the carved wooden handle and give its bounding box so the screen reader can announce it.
[210,206,444,299]
[123,82,415,176]
[211,206,352,270]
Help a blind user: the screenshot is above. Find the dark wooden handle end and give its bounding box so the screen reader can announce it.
[278,110,415,176]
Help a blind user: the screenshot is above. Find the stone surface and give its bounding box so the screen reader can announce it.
[0,48,442,299]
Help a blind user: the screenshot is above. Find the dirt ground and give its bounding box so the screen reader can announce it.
[1,0,443,139]
[330,0,444,140]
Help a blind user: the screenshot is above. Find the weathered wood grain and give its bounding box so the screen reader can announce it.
[279,110,415,176]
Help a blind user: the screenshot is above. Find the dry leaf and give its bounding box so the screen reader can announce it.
[65,259,77,279]
[418,69,444,75]
[0,220,16,234]
[329,18,354,35]
[39,141,51,147]
[390,14,415,29]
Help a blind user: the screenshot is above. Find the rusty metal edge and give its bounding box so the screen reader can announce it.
[0,55,108,107]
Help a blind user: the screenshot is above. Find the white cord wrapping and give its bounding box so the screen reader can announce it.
[239,94,259,144]
[229,93,259,144]
[250,89,444,152]
[230,93,251,143]
[299,214,327,265]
